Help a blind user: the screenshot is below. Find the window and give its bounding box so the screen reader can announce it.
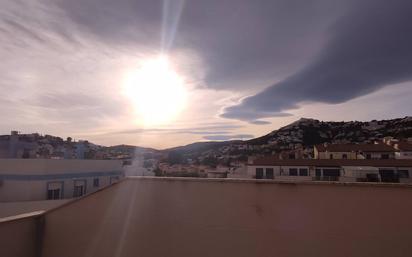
[342,154,347,159]
[323,169,340,177]
[299,168,308,176]
[329,154,333,159]
[73,180,86,197]
[47,182,63,200]
[381,154,389,159]
[47,189,61,200]
[93,178,99,187]
[289,168,298,176]
[256,168,263,179]
[379,169,398,183]
[398,170,409,178]
[366,173,379,182]
[266,168,274,179]
[366,154,371,159]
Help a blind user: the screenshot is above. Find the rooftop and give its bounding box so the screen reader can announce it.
[1,177,412,257]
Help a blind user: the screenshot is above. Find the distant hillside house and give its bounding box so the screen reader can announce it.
[314,143,396,160]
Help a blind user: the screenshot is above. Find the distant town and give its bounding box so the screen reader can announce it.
[0,116,411,182]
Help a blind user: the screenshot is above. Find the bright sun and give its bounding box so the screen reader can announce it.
[123,56,187,126]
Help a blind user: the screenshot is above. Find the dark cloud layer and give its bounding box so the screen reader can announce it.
[54,0,347,88]
[222,0,412,122]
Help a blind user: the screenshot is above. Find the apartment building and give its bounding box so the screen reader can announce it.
[314,143,396,159]
[0,159,124,202]
[248,157,412,183]
[394,142,412,159]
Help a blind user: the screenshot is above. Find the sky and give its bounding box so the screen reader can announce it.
[0,0,411,149]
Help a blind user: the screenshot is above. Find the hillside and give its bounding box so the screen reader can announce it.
[161,117,412,163]
[248,117,412,147]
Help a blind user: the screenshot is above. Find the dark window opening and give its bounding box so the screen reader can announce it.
[366,173,379,182]
[256,168,263,179]
[289,168,298,176]
[381,154,389,159]
[366,154,371,159]
[329,154,333,159]
[266,168,274,179]
[299,168,308,176]
[379,169,399,183]
[47,189,61,200]
[398,170,409,178]
[342,154,347,159]
[315,169,321,177]
[323,169,340,178]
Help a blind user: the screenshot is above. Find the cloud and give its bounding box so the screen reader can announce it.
[248,120,272,125]
[222,0,412,122]
[104,123,243,136]
[203,134,254,141]
[53,0,349,89]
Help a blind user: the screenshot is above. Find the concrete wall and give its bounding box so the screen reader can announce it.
[0,199,70,218]
[41,178,412,257]
[0,213,41,257]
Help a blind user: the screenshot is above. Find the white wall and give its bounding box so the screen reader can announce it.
[395,152,412,159]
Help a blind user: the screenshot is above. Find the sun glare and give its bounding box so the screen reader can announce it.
[123,56,187,126]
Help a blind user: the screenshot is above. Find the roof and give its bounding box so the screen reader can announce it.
[315,143,396,153]
[251,157,412,167]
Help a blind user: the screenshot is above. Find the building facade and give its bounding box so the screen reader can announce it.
[314,143,396,160]
[248,158,412,183]
[394,142,412,159]
[0,159,124,202]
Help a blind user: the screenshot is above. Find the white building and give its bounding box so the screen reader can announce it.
[314,143,396,160]
[248,157,412,183]
[394,142,412,159]
[0,159,124,202]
